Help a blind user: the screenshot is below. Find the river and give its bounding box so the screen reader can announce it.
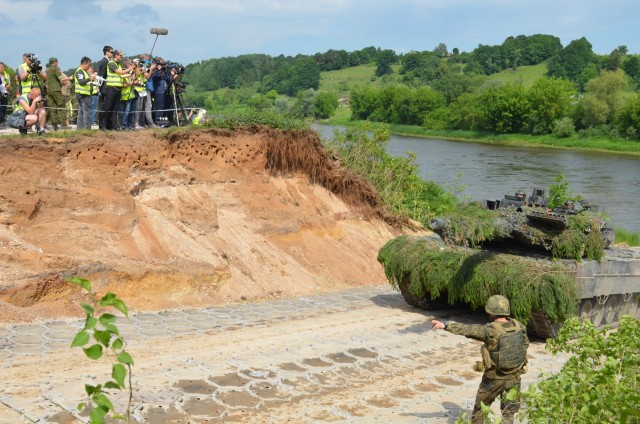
[313,124,640,233]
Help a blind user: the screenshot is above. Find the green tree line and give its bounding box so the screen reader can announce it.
[184,46,388,95]
[184,34,633,95]
[350,69,640,139]
[181,34,640,139]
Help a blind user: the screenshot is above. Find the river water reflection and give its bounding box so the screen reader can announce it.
[314,124,640,233]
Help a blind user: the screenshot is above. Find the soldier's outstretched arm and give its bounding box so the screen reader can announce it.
[432,319,490,343]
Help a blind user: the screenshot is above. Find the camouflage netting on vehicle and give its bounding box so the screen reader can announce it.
[377,235,578,324]
[439,204,605,260]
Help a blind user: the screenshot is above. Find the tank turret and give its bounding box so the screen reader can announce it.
[430,188,613,260]
[379,188,638,339]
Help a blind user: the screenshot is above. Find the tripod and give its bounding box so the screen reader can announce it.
[30,69,46,98]
[168,79,190,126]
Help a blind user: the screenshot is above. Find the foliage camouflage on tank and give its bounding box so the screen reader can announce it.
[428,193,611,261]
[377,234,578,326]
[379,188,639,339]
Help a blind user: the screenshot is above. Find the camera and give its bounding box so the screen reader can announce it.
[166,62,184,75]
[152,59,165,70]
[90,74,105,87]
[28,54,42,72]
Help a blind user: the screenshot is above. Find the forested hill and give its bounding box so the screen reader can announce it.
[183,34,637,95]
[180,33,640,144]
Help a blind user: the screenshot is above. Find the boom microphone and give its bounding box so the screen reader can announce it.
[150,28,169,36]
[149,27,169,57]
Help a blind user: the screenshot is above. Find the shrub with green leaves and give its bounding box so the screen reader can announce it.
[203,110,309,131]
[67,277,134,424]
[323,125,458,225]
[553,117,576,138]
[547,173,573,209]
[521,316,640,423]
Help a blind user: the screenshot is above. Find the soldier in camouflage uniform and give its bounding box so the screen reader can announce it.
[45,57,72,130]
[432,295,529,424]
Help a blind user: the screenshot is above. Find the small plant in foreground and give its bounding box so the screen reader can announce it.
[67,277,134,423]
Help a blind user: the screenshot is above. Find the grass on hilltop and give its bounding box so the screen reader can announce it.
[484,63,548,87]
[319,64,402,93]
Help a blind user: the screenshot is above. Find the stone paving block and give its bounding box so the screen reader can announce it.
[0,402,31,424]
[0,286,579,423]
[0,393,56,423]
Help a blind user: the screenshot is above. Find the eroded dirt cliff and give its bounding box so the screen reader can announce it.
[0,127,421,323]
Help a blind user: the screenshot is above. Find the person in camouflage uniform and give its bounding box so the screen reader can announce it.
[45,57,71,130]
[432,295,529,424]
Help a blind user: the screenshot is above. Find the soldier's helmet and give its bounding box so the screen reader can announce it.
[564,200,574,209]
[485,295,510,315]
[515,189,526,200]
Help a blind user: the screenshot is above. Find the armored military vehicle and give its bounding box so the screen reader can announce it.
[378,189,639,339]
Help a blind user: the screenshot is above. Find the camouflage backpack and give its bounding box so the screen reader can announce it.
[489,320,526,372]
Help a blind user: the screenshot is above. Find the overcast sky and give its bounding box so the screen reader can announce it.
[1,0,638,70]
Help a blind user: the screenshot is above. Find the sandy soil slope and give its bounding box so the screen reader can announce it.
[0,127,421,323]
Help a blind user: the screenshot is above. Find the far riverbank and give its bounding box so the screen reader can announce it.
[322,108,640,156]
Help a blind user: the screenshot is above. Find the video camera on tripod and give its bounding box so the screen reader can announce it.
[166,61,187,93]
[27,54,42,73]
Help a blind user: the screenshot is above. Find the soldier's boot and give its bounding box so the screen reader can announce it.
[470,406,485,424]
[500,399,519,424]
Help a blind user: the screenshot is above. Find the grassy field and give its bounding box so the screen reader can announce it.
[484,63,548,87]
[319,64,402,93]
[319,62,549,93]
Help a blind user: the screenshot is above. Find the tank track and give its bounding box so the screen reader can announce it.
[527,293,639,339]
[400,289,453,310]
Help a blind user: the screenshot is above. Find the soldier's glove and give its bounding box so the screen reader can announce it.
[473,361,485,372]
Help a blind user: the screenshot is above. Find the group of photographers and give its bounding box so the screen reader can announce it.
[1,47,187,134]
[94,45,183,131]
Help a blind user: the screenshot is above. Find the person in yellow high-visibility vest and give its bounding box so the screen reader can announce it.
[189,108,208,125]
[102,49,133,130]
[0,62,11,126]
[119,59,136,130]
[74,56,96,130]
[16,53,47,96]
[12,87,47,135]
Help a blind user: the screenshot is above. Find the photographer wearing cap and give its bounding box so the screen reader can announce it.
[16,53,47,96]
[74,56,96,130]
[45,57,72,131]
[102,49,133,130]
